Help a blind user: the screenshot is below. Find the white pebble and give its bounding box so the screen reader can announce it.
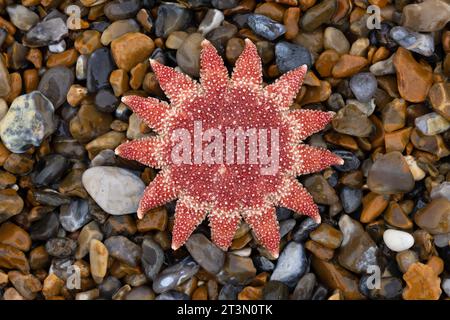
[383,229,414,252]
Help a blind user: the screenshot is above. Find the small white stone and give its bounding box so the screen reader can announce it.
[82,166,145,215]
[383,229,414,252]
[404,155,426,181]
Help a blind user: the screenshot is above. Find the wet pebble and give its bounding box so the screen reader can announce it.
[270,242,307,288]
[383,229,415,252]
[141,237,164,281]
[153,257,199,294]
[38,66,74,108]
[186,233,225,275]
[247,14,286,41]
[104,235,142,267]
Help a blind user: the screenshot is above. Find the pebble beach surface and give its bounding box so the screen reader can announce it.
[0,0,450,301]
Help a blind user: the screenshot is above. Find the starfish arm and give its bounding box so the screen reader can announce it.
[243,207,280,258]
[290,144,344,176]
[208,211,241,251]
[137,169,178,219]
[288,109,335,141]
[278,177,321,223]
[171,200,207,250]
[200,40,229,95]
[115,136,168,168]
[149,59,199,106]
[121,95,170,133]
[231,39,262,88]
[265,65,307,110]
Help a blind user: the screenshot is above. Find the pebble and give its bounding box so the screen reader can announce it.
[24,18,68,47]
[393,47,432,103]
[45,237,77,258]
[402,0,450,32]
[324,27,350,54]
[95,89,119,113]
[38,66,74,108]
[415,112,450,136]
[340,187,362,214]
[154,3,193,38]
[156,291,189,300]
[0,58,10,97]
[403,262,442,300]
[217,254,256,285]
[332,104,374,137]
[76,55,88,81]
[141,237,164,281]
[0,91,56,153]
[8,271,42,300]
[367,277,403,300]
[0,222,31,252]
[153,257,199,293]
[349,73,377,102]
[332,54,368,78]
[333,150,360,172]
[104,0,141,21]
[42,273,64,299]
[292,273,316,300]
[304,174,339,205]
[292,218,319,242]
[101,19,140,46]
[430,182,450,201]
[198,9,224,35]
[33,154,69,187]
[270,242,307,288]
[300,0,337,32]
[76,221,103,259]
[0,190,24,223]
[338,215,379,274]
[111,32,155,72]
[59,199,91,232]
[263,281,289,300]
[105,235,141,267]
[176,33,204,77]
[414,197,450,235]
[212,0,239,9]
[82,166,145,215]
[369,55,396,76]
[30,212,59,241]
[367,151,415,194]
[6,4,39,31]
[87,48,115,93]
[428,82,450,120]
[126,286,155,300]
[383,229,415,252]
[186,233,225,275]
[70,103,113,143]
[390,27,434,57]
[247,14,286,41]
[90,239,108,284]
[309,223,343,249]
[99,276,122,299]
[275,41,312,73]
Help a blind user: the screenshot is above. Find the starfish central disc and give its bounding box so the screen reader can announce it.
[116,39,343,257]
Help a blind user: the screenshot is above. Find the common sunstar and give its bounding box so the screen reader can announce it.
[115,39,343,257]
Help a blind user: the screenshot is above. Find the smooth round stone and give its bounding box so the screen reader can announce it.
[125,286,155,300]
[82,166,145,215]
[141,237,164,281]
[300,0,337,32]
[275,41,312,74]
[383,229,414,252]
[415,112,450,136]
[390,26,434,57]
[292,217,319,242]
[176,33,204,77]
[24,18,68,47]
[340,187,362,214]
[59,199,91,232]
[104,0,140,21]
[7,271,41,299]
[154,3,193,38]
[333,150,360,172]
[369,55,396,76]
[100,19,140,46]
[186,233,225,275]
[45,237,77,258]
[324,27,350,54]
[292,273,316,300]
[32,154,69,186]
[152,257,199,294]
[0,91,57,153]
[111,32,154,71]
[104,235,142,267]
[76,55,88,80]
[270,242,307,288]
[332,104,374,137]
[367,151,415,194]
[402,0,450,32]
[30,212,59,241]
[211,0,239,9]
[263,281,289,300]
[0,222,31,252]
[87,48,115,92]
[247,14,286,41]
[6,4,39,31]
[349,72,377,102]
[99,276,122,299]
[414,197,450,235]
[38,66,74,108]
[198,9,224,35]
[90,239,108,284]
[95,89,119,113]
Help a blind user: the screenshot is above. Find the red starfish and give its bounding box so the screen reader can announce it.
[116,39,343,257]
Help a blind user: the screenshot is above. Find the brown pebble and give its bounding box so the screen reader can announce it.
[75,30,102,55]
[129,62,148,90]
[67,84,88,107]
[23,69,39,93]
[0,222,31,252]
[0,243,29,273]
[360,192,390,223]
[42,273,65,299]
[111,32,155,72]
[402,262,441,300]
[315,49,340,78]
[110,69,130,97]
[332,54,368,78]
[29,245,49,270]
[305,240,334,261]
[137,207,168,232]
[283,7,300,40]
[26,48,42,69]
[3,154,34,175]
[47,48,78,68]
[4,72,22,103]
